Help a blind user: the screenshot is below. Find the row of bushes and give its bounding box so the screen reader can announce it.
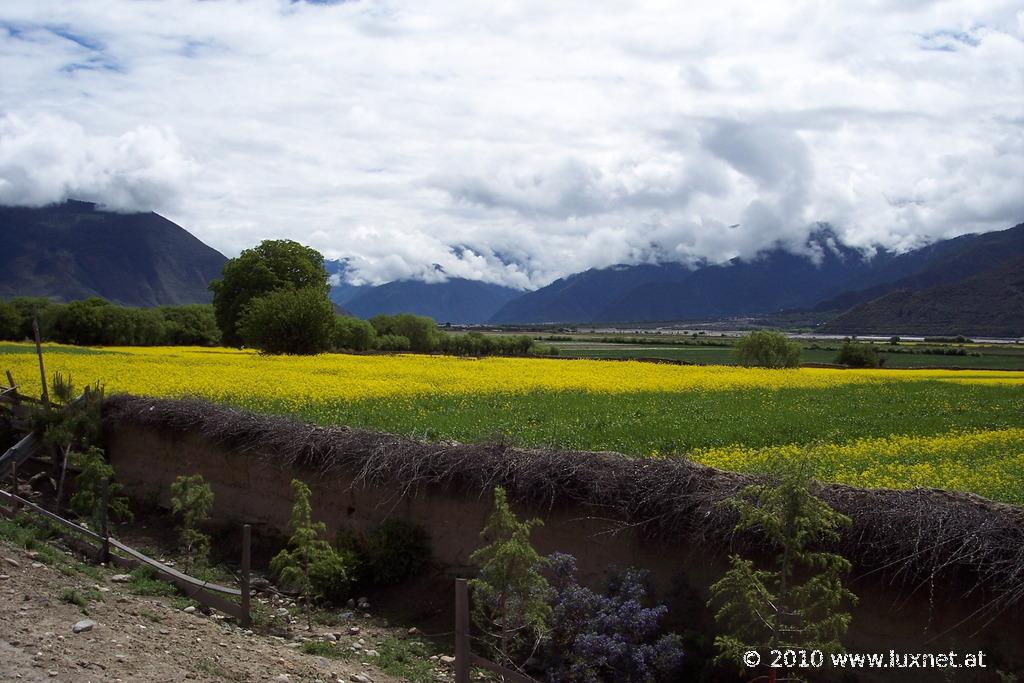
[0,297,221,346]
[883,346,977,357]
[335,312,547,356]
[597,335,732,347]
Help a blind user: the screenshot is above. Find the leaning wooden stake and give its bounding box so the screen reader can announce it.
[455,578,471,683]
[32,313,48,406]
[240,524,252,628]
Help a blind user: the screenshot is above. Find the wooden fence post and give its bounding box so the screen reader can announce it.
[455,578,471,683]
[33,313,48,406]
[5,371,19,404]
[240,524,252,628]
[10,461,19,513]
[99,479,110,564]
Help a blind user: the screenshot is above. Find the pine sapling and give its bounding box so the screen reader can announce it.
[69,447,132,533]
[708,464,857,680]
[270,479,336,628]
[170,474,214,574]
[469,485,551,668]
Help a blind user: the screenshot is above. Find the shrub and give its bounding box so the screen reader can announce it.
[160,304,221,346]
[369,313,438,352]
[238,287,336,355]
[308,547,355,604]
[363,519,431,586]
[0,301,21,340]
[375,334,411,352]
[7,297,53,340]
[42,299,172,346]
[542,553,685,682]
[438,332,538,357]
[835,342,881,368]
[334,316,376,351]
[45,298,110,346]
[734,330,801,368]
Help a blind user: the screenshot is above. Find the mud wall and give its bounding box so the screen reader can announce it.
[106,422,1024,677]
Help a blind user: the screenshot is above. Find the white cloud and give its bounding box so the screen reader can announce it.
[0,113,193,211]
[0,0,1021,289]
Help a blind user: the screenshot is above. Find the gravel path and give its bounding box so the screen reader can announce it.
[0,540,409,683]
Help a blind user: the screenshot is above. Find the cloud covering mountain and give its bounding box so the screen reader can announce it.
[1,0,1021,290]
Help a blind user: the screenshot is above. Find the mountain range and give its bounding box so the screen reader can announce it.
[0,201,226,307]
[489,223,1024,334]
[2,202,1021,335]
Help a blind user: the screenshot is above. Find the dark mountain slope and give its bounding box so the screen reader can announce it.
[491,229,898,324]
[822,256,1024,337]
[490,263,690,324]
[490,224,1024,325]
[0,201,227,307]
[343,277,522,324]
[599,243,887,322]
[812,223,1024,313]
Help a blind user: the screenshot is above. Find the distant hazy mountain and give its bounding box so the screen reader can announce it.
[343,277,521,324]
[822,255,1024,337]
[490,228,897,324]
[325,259,370,306]
[489,224,1024,327]
[0,201,227,307]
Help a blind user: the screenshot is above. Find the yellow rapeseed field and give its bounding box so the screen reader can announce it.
[692,428,1024,503]
[2,344,1021,402]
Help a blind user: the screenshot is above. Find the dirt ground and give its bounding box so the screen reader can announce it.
[0,538,448,683]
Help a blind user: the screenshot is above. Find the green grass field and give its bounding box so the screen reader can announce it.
[547,339,1024,369]
[237,381,1023,456]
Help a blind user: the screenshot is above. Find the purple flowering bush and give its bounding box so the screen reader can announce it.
[541,553,685,682]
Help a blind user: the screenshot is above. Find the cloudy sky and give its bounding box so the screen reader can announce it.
[1,1,1022,289]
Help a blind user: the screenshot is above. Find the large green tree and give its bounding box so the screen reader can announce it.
[237,287,335,355]
[209,240,329,347]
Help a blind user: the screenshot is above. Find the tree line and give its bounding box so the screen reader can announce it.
[0,296,221,346]
[1,239,546,357]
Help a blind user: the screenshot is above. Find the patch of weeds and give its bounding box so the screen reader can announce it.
[250,603,290,636]
[302,640,352,660]
[194,656,242,681]
[77,563,108,581]
[60,588,89,609]
[312,607,348,627]
[128,565,180,597]
[0,515,86,576]
[0,515,53,548]
[377,637,438,683]
[137,608,163,623]
[194,563,236,585]
[169,596,201,611]
[60,587,104,613]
